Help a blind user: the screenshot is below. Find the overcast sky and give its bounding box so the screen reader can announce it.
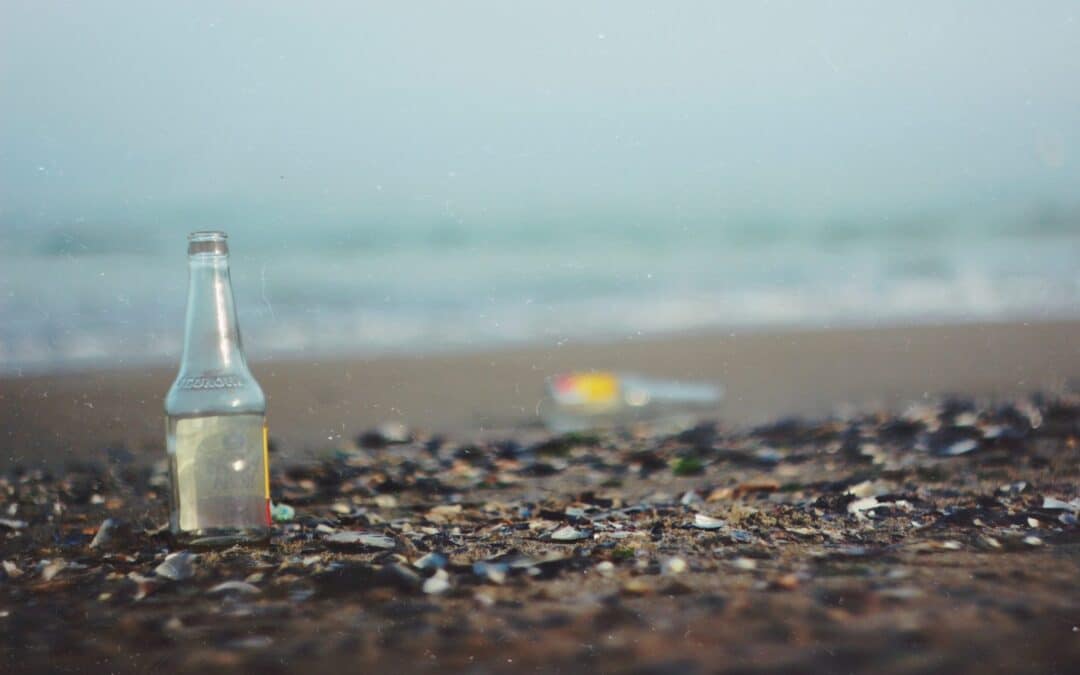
[2,1,1078,235]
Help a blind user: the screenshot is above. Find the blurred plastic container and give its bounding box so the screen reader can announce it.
[539,371,722,433]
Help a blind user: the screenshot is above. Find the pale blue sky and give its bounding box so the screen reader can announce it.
[2,1,1078,237]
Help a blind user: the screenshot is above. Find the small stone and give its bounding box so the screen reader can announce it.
[0,519,27,530]
[154,552,196,581]
[621,578,652,596]
[879,587,923,600]
[326,531,397,550]
[942,439,978,456]
[692,513,725,530]
[40,560,66,581]
[472,561,508,584]
[847,497,881,514]
[679,491,702,505]
[208,581,261,595]
[771,573,799,591]
[595,561,616,577]
[2,561,23,578]
[1042,497,1080,513]
[89,518,129,550]
[381,562,422,589]
[550,526,590,542]
[228,636,273,650]
[979,536,1003,550]
[662,557,688,575]
[422,569,450,595]
[730,557,756,571]
[128,572,158,601]
[413,552,449,571]
[1022,536,1043,547]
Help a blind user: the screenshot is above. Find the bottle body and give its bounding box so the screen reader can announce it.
[165,232,270,547]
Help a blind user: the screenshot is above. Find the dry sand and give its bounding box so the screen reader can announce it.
[1,319,1078,468]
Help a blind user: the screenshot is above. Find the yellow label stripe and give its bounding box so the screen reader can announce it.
[262,424,270,499]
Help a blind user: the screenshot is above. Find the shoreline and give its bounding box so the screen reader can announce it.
[1,318,1078,468]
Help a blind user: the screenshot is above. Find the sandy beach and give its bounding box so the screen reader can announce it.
[1,319,1078,469]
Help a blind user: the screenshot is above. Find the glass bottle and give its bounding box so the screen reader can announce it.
[540,371,723,433]
[165,231,270,547]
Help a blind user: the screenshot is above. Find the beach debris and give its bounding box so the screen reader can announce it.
[208,581,261,596]
[228,636,274,650]
[671,456,705,476]
[692,513,725,530]
[472,561,508,584]
[413,552,449,571]
[271,503,296,522]
[941,439,979,456]
[88,518,132,550]
[1041,496,1080,512]
[325,531,397,550]
[358,421,412,448]
[154,552,197,581]
[848,497,882,515]
[0,390,1078,672]
[662,557,688,575]
[128,572,159,601]
[40,560,66,581]
[549,526,590,542]
[422,569,451,595]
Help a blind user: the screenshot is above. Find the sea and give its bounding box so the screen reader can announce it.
[1,213,1078,374]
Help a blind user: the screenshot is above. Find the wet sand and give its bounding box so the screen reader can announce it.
[1,319,1078,468]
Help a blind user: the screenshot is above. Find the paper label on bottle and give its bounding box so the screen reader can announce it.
[550,372,620,408]
[174,415,270,531]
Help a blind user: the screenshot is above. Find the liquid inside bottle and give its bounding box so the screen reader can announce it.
[165,231,271,547]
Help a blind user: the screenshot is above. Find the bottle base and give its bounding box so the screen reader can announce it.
[172,527,271,549]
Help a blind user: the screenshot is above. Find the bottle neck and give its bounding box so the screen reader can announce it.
[179,253,248,374]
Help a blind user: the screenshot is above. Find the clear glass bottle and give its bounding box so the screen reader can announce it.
[165,231,270,547]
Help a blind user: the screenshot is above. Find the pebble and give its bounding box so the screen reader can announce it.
[692,513,725,530]
[422,569,451,595]
[40,560,66,581]
[1042,497,1080,513]
[413,552,449,571]
[550,526,590,542]
[0,519,27,530]
[848,497,883,514]
[154,552,196,581]
[730,557,757,571]
[472,561,508,584]
[208,581,261,596]
[2,561,23,578]
[662,557,688,575]
[325,531,397,549]
[89,519,119,549]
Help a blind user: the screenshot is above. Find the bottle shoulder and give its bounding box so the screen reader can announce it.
[165,367,266,416]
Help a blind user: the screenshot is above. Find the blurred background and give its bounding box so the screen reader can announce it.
[1,1,1079,374]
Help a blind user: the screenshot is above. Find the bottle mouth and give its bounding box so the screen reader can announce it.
[188,231,229,255]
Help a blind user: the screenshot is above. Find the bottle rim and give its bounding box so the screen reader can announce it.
[188,231,228,242]
[188,231,229,255]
